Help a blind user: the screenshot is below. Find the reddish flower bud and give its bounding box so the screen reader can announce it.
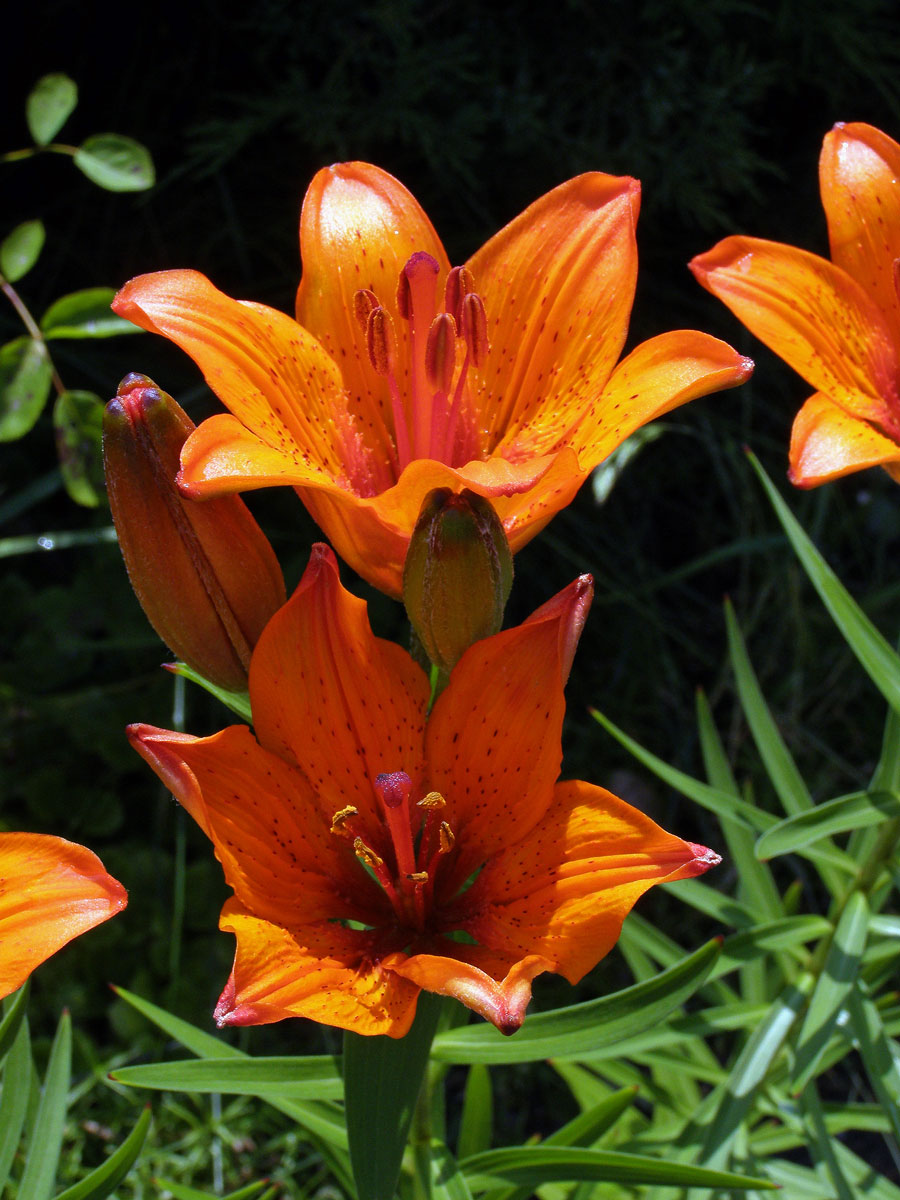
[103,373,286,691]
[403,488,513,673]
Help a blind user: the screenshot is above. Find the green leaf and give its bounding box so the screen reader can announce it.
[168,662,253,722]
[19,1008,71,1200]
[792,891,870,1092]
[844,985,900,1144]
[0,982,29,1065]
[0,1014,31,1191]
[0,336,53,441]
[431,940,720,1064]
[425,1140,475,1200]
[154,1182,273,1200]
[111,985,349,1153]
[73,135,155,192]
[112,1054,343,1098]
[26,74,78,144]
[40,288,141,339]
[748,450,900,713]
[725,599,812,817]
[712,916,833,979]
[799,1085,855,1200]
[756,790,900,860]
[52,1105,152,1200]
[344,991,443,1200]
[457,1063,492,1160]
[0,220,46,282]
[53,389,105,506]
[459,1146,776,1191]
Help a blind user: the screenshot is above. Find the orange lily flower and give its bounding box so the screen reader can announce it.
[691,122,900,487]
[0,833,127,998]
[113,163,752,596]
[129,544,718,1038]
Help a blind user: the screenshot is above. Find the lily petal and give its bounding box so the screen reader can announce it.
[456,779,719,984]
[820,122,900,342]
[385,950,552,1035]
[426,581,578,892]
[249,545,430,836]
[216,901,419,1037]
[468,173,641,452]
[577,331,754,469]
[690,236,900,431]
[789,390,900,486]
[126,723,383,926]
[0,833,126,998]
[113,270,387,494]
[296,162,450,462]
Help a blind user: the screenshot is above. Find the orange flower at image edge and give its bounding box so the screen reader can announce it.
[692,122,900,487]
[0,834,127,999]
[114,163,752,596]
[130,545,718,1038]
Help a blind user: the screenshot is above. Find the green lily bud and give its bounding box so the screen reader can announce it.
[103,373,286,691]
[403,488,513,673]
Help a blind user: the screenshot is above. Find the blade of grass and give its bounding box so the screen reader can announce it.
[19,1008,71,1200]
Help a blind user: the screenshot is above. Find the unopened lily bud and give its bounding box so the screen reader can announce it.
[103,373,286,691]
[403,488,513,673]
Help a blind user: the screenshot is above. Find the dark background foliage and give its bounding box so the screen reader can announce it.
[3,0,900,1049]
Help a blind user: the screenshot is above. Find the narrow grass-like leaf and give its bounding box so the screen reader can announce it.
[459,1146,775,1190]
[52,1105,151,1200]
[724,600,812,817]
[431,941,720,1064]
[457,1064,492,1160]
[844,984,900,1144]
[799,1084,854,1200]
[756,790,900,860]
[711,916,832,979]
[111,1055,342,1098]
[749,450,900,712]
[0,1015,31,1191]
[111,986,348,1152]
[154,1181,273,1200]
[344,990,442,1200]
[427,1139,475,1200]
[0,983,29,1065]
[19,1008,71,1200]
[792,891,870,1092]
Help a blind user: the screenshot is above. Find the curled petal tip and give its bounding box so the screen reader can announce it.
[687,843,722,875]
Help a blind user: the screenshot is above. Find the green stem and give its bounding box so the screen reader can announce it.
[0,275,66,397]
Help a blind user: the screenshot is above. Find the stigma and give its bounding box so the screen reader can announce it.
[354,254,489,473]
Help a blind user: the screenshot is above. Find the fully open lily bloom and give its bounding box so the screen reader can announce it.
[113,163,752,596]
[0,833,127,998]
[129,544,718,1038]
[691,122,900,487]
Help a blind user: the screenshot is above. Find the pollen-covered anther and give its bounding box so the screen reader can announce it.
[353,837,384,870]
[418,790,446,810]
[407,871,429,884]
[438,822,455,854]
[366,306,397,377]
[444,266,476,323]
[330,805,359,837]
[425,314,457,394]
[353,288,379,334]
[460,292,489,366]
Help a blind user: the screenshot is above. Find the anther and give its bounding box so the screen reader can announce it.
[460,293,489,366]
[366,307,397,377]
[418,791,446,810]
[330,805,359,837]
[438,822,455,854]
[425,314,457,394]
[353,837,384,870]
[407,871,429,884]
[353,289,379,334]
[443,267,475,323]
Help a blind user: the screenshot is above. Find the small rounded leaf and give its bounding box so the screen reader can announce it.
[26,74,78,145]
[53,389,105,507]
[0,221,46,283]
[0,337,54,441]
[73,135,155,192]
[41,288,142,339]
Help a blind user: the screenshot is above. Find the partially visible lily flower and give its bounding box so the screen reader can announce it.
[113,163,752,596]
[691,122,900,487]
[129,544,718,1038]
[0,834,127,999]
